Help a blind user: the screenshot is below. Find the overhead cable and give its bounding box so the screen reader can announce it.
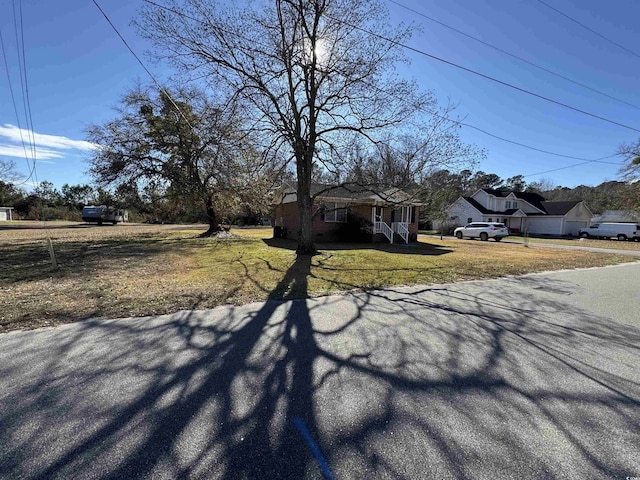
[140,0,626,174]
[323,13,640,134]
[536,0,640,60]
[387,0,640,111]
[92,0,195,130]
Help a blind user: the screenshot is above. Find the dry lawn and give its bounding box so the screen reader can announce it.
[0,221,634,333]
[506,235,640,251]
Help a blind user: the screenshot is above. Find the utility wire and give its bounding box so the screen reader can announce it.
[387,0,640,111]
[142,0,627,181]
[16,0,37,165]
[12,0,36,169]
[324,13,640,134]
[536,0,640,60]
[10,0,56,268]
[364,80,621,166]
[9,0,39,185]
[523,160,600,178]
[0,29,36,184]
[141,0,625,168]
[14,0,40,190]
[92,0,195,130]
[145,0,640,134]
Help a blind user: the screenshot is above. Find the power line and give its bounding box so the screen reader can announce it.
[0,29,36,184]
[536,0,640,60]
[140,0,626,176]
[16,0,37,165]
[387,0,640,111]
[140,0,624,167]
[324,13,640,134]
[363,80,621,169]
[2,0,39,187]
[9,0,57,268]
[92,0,195,130]
[523,160,604,178]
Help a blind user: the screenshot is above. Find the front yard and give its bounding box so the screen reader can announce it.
[505,235,640,251]
[0,222,634,332]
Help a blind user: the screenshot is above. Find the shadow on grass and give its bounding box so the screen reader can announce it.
[263,237,453,256]
[0,256,638,478]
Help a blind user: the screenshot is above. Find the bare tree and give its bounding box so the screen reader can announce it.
[137,0,426,255]
[525,177,556,194]
[618,138,640,181]
[0,159,19,181]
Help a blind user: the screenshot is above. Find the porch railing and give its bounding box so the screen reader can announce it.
[392,222,409,244]
[374,221,394,243]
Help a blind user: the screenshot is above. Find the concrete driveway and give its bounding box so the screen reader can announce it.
[0,262,639,479]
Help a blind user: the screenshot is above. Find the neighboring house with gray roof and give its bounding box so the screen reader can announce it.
[590,210,640,224]
[445,189,592,236]
[273,182,420,243]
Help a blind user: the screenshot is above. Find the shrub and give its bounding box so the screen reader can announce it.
[336,210,372,242]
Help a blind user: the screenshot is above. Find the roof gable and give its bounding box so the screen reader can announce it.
[463,196,493,214]
[540,200,581,215]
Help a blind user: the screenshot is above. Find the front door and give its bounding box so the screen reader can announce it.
[372,206,383,224]
[391,206,410,224]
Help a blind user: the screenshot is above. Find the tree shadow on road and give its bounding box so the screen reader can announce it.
[0,262,639,479]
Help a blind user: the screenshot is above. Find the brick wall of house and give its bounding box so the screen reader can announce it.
[274,200,419,242]
[274,201,300,240]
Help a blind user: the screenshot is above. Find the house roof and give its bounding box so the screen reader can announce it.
[463,196,494,214]
[277,182,419,205]
[539,201,581,215]
[460,195,584,217]
[309,184,376,200]
[481,189,547,212]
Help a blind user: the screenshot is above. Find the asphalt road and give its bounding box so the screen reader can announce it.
[1,262,639,479]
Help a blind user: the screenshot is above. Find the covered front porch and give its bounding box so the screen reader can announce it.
[484,209,527,233]
[371,205,412,243]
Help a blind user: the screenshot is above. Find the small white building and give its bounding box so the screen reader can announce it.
[445,189,592,236]
[0,207,14,221]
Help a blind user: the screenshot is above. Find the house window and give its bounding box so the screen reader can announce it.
[392,206,411,223]
[467,217,472,223]
[513,201,518,208]
[505,201,511,208]
[488,218,492,222]
[324,202,347,222]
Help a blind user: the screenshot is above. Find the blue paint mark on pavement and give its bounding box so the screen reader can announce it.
[293,417,336,480]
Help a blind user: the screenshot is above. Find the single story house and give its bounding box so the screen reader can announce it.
[446,188,592,236]
[590,210,639,224]
[273,182,420,243]
[0,207,14,221]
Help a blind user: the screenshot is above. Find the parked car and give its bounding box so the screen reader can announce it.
[578,223,640,241]
[82,205,128,225]
[454,222,509,241]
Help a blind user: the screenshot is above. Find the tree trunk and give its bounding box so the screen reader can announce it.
[295,151,317,256]
[200,201,222,237]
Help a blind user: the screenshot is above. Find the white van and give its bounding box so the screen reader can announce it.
[578,223,640,241]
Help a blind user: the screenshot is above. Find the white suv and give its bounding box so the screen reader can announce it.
[454,222,509,241]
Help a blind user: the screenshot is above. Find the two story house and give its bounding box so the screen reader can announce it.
[447,189,592,236]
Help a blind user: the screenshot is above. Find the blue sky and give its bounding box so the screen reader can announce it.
[1,0,638,191]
